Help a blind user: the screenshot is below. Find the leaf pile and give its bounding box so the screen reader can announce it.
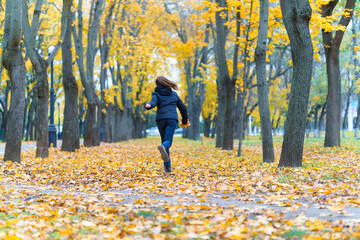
[1,137,360,239]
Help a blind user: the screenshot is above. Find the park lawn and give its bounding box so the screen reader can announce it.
[0,136,360,239]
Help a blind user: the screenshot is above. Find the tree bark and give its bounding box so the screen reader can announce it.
[25,88,36,141]
[2,0,26,163]
[274,111,282,135]
[114,107,121,142]
[354,94,360,138]
[306,119,310,138]
[342,86,351,138]
[62,0,80,152]
[215,0,236,150]
[323,0,356,147]
[211,116,216,138]
[313,105,319,137]
[78,91,85,139]
[0,80,10,142]
[118,73,134,141]
[72,0,104,147]
[133,108,144,139]
[255,0,274,163]
[23,86,32,139]
[318,102,326,138]
[35,64,49,157]
[204,113,211,138]
[278,0,314,167]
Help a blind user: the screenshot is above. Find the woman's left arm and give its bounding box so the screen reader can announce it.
[176,96,188,124]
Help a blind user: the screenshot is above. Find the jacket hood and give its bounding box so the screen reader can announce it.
[155,84,172,96]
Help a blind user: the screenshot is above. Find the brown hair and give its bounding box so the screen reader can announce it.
[155,76,178,90]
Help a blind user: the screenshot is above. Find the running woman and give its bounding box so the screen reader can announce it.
[145,76,189,173]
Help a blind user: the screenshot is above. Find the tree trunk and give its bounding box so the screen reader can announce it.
[211,116,216,138]
[25,92,35,141]
[313,106,319,137]
[62,2,80,152]
[84,103,98,146]
[119,110,133,141]
[274,111,282,135]
[255,0,274,163]
[133,117,144,139]
[96,105,101,145]
[28,88,38,141]
[215,0,236,150]
[118,72,134,141]
[318,103,326,138]
[1,80,10,142]
[109,105,115,142]
[189,104,202,140]
[133,105,144,139]
[72,0,104,147]
[242,112,248,140]
[103,104,114,143]
[342,87,351,138]
[215,82,226,147]
[23,90,31,138]
[324,54,342,146]
[355,94,360,138]
[234,92,242,139]
[4,65,26,163]
[2,0,26,163]
[278,0,313,167]
[237,96,244,154]
[35,67,49,157]
[306,120,310,138]
[204,113,211,138]
[114,107,121,142]
[78,91,85,139]
[323,0,356,147]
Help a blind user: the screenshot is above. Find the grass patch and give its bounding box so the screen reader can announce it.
[277,174,292,184]
[0,226,11,234]
[0,212,34,220]
[281,228,308,239]
[321,174,344,181]
[137,211,155,218]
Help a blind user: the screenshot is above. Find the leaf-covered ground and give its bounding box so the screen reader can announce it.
[1,136,360,239]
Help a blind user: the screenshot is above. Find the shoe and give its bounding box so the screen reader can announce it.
[158,145,169,162]
[164,166,171,173]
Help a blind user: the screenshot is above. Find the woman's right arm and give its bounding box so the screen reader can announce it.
[145,92,158,110]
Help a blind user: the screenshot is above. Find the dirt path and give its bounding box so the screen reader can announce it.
[3,184,360,223]
[0,142,36,155]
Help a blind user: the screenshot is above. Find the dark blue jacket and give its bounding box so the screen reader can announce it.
[146,84,188,124]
